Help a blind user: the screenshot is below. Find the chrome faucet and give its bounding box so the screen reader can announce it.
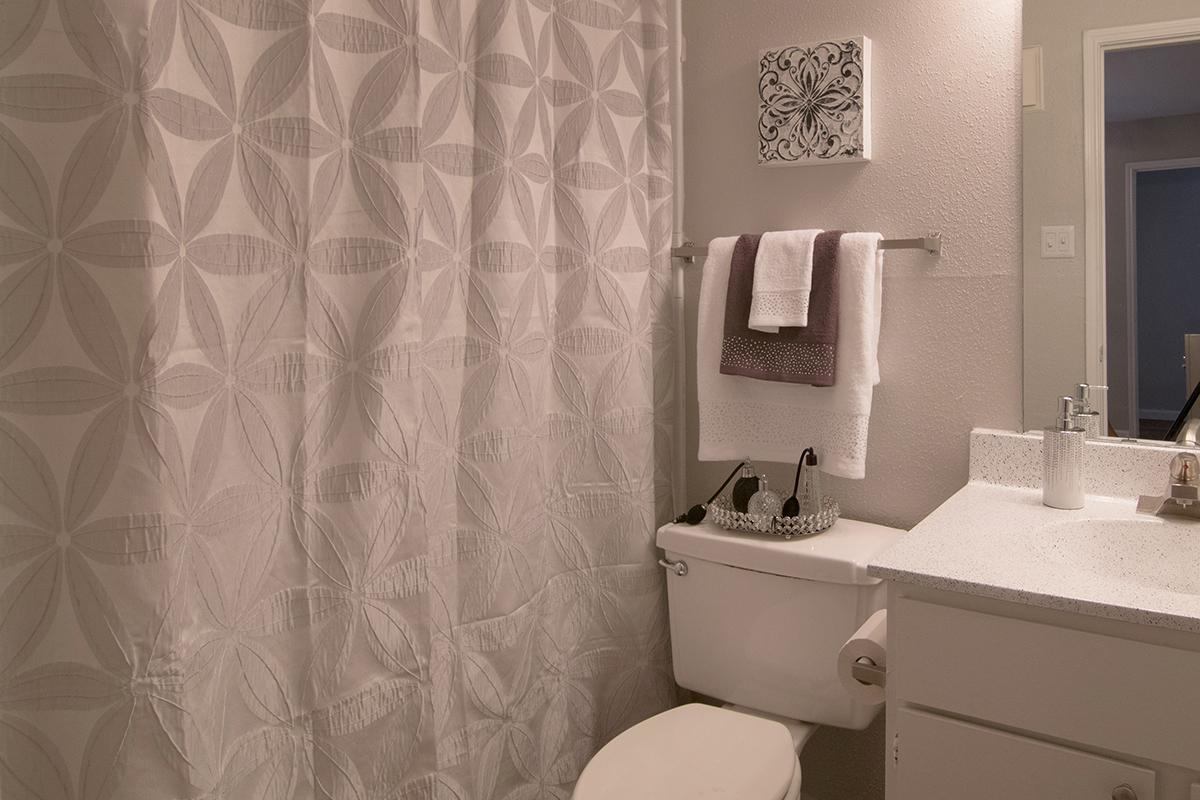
[1137,453,1200,519]
[1176,418,1200,447]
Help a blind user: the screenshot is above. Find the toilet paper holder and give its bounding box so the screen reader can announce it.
[850,656,886,688]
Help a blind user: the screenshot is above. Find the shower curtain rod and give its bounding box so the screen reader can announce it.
[671,234,942,263]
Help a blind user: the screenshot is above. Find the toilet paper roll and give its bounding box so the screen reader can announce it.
[837,609,888,706]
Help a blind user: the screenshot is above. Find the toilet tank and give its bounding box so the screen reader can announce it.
[656,517,902,730]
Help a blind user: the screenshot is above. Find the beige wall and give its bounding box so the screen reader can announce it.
[682,0,1022,530]
[1104,113,1200,433]
[681,1,1022,797]
[1022,0,1200,430]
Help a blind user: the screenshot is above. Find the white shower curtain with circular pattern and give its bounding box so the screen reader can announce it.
[0,0,676,796]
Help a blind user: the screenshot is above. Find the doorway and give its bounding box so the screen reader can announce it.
[1124,163,1200,438]
[1082,18,1200,436]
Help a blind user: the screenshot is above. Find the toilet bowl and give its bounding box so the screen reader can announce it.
[574,704,818,800]
[572,517,902,799]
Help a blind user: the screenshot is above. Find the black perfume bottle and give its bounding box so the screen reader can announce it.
[730,461,759,513]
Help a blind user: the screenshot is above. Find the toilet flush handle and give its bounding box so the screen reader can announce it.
[657,557,688,576]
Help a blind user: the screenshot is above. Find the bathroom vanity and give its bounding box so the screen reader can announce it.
[871,431,1200,800]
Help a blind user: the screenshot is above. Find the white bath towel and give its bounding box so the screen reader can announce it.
[748,228,822,332]
[698,233,885,479]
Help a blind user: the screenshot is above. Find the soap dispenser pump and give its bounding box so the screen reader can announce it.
[1071,383,1102,439]
[1043,396,1085,510]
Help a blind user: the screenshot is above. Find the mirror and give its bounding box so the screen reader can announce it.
[1022,2,1200,444]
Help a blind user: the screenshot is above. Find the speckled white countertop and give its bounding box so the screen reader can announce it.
[868,430,1200,633]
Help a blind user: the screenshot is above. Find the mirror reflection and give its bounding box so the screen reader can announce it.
[1023,3,1200,444]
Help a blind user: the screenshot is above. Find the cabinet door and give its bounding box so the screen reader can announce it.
[893,598,1200,768]
[890,708,1156,800]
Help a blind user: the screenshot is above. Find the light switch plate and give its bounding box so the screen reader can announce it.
[1041,225,1075,258]
[1022,46,1044,110]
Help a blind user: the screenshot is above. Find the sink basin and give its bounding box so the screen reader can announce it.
[1035,517,1200,596]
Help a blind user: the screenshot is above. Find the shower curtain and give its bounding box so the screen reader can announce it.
[0,0,675,796]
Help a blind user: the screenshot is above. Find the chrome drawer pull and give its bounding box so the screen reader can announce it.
[657,558,688,576]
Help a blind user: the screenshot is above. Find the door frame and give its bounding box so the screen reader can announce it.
[1082,16,1200,436]
[1123,156,1200,437]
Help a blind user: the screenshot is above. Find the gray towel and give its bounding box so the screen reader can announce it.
[719,231,842,385]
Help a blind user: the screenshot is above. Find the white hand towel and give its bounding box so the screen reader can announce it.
[698,233,885,479]
[748,229,822,332]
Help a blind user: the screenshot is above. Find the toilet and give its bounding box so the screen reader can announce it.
[573,516,902,799]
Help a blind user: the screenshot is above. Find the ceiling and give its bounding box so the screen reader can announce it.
[1105,39,1200,122]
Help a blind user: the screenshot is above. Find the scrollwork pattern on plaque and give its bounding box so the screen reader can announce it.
[759,38,868,165]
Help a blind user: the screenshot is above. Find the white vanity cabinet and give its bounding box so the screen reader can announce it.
[894,708,1155,799]
[885,585,1200,800]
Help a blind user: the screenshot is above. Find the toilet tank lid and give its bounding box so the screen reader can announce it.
[656,517,903,585]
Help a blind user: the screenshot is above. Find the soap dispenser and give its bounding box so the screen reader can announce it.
[1043,396,1085,510]
[1071,383,1102,439]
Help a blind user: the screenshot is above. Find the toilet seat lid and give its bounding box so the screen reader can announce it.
[573,704,798,800]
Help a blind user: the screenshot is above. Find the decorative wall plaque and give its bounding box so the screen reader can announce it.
[759,37,871,166]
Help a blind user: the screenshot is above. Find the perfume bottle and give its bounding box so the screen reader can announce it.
[799,451,822,515]
[747,475,783,516]
[731,461,759,512]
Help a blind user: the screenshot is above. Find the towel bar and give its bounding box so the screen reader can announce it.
[671,234,941,263]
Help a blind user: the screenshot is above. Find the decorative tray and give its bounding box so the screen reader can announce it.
[708,495,840,539]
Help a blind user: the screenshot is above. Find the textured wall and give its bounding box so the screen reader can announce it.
[682,0,1022,529]
[1022,0,1200,430]
[681,1,1022,797]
